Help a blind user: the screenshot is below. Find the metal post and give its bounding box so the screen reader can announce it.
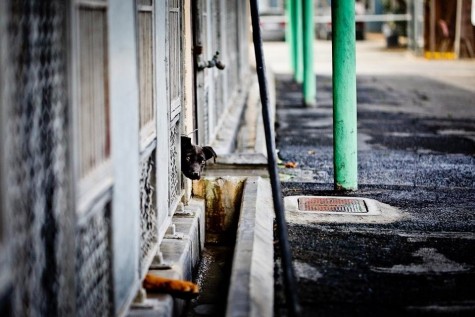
[302,0,315,106]
[332,0,358,191]
[430,0,436,55]
[287,0,296,73]
[454,0,462,58]
[293,0,303,83]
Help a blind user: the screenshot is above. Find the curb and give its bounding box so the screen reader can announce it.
[127,199,205,317]
[226,177,274,317]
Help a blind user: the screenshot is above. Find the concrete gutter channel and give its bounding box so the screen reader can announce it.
[128,77,277,317]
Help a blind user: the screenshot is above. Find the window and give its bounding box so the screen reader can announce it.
[75,0,112,205]
[76,0,110,180]
[137,0,156,143]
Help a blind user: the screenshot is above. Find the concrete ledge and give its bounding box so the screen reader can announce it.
[226,177,274,317]
[127,198,205,317]
[215,153,268,166]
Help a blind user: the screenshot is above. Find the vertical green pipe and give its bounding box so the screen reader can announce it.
[302,0,315,106]
[286,0,296,73]
[293,0,303,83]
[332,0,358,190]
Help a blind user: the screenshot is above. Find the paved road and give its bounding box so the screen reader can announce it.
[266,38,475,316]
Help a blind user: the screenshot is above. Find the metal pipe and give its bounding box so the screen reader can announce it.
[302,0,316,106]
[293,0,304,83]
[249,0,301,316]
[430,0,436,54]
[287,0,296,73]
[454,0,462,58]
[332,0,358,191]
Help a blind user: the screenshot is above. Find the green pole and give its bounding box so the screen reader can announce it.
[332,0,358,190]
[286,0,296,73]
[302,0,315,106]
[293,0,303,83]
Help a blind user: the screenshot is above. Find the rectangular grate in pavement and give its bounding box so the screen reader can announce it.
[298,197,368,213]
[285,196,383,216]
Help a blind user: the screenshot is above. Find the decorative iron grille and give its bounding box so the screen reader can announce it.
[169,121,181,210]
[75,203,113,317]
[5,0,73,316]
[139,151,158,277]
[73,2,114,316]
[168,0,183,212]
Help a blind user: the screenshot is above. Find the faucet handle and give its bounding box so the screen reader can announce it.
[212,51,226,70]
[197,51,225,71]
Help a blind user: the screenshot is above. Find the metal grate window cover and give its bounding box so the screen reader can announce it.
[75,203,113,317]
[139,150,158,278]
[168,121,181,210]
[5,1,74,315]
[285,196,382,215]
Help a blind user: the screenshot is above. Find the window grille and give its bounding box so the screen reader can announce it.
[139,150,158,277]
[73,1,114,316]
[138,1,156,139]
[77,2,111,180]
[169,121,181,210]
[137,0,159,279]
[4,0,73,316]
[168,0,183,212]
[169,0,182,122]
[75,202,113,317]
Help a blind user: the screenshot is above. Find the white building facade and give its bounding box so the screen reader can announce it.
[0,0,251,316]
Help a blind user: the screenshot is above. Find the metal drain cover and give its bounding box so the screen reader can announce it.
[285,196,382,216]
[298,197,368,213]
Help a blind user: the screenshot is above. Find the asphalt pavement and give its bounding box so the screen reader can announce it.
[267,37,475,316]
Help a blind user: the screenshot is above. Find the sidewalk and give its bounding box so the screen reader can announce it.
[268,38,475,316]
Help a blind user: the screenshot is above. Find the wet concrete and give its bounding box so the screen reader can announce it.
[184,244,234,317]
[184,179,243,317]
[273,70,475,316]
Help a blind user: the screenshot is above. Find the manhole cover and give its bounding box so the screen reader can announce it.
[298,197,368,213]
[285,196,382,216]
